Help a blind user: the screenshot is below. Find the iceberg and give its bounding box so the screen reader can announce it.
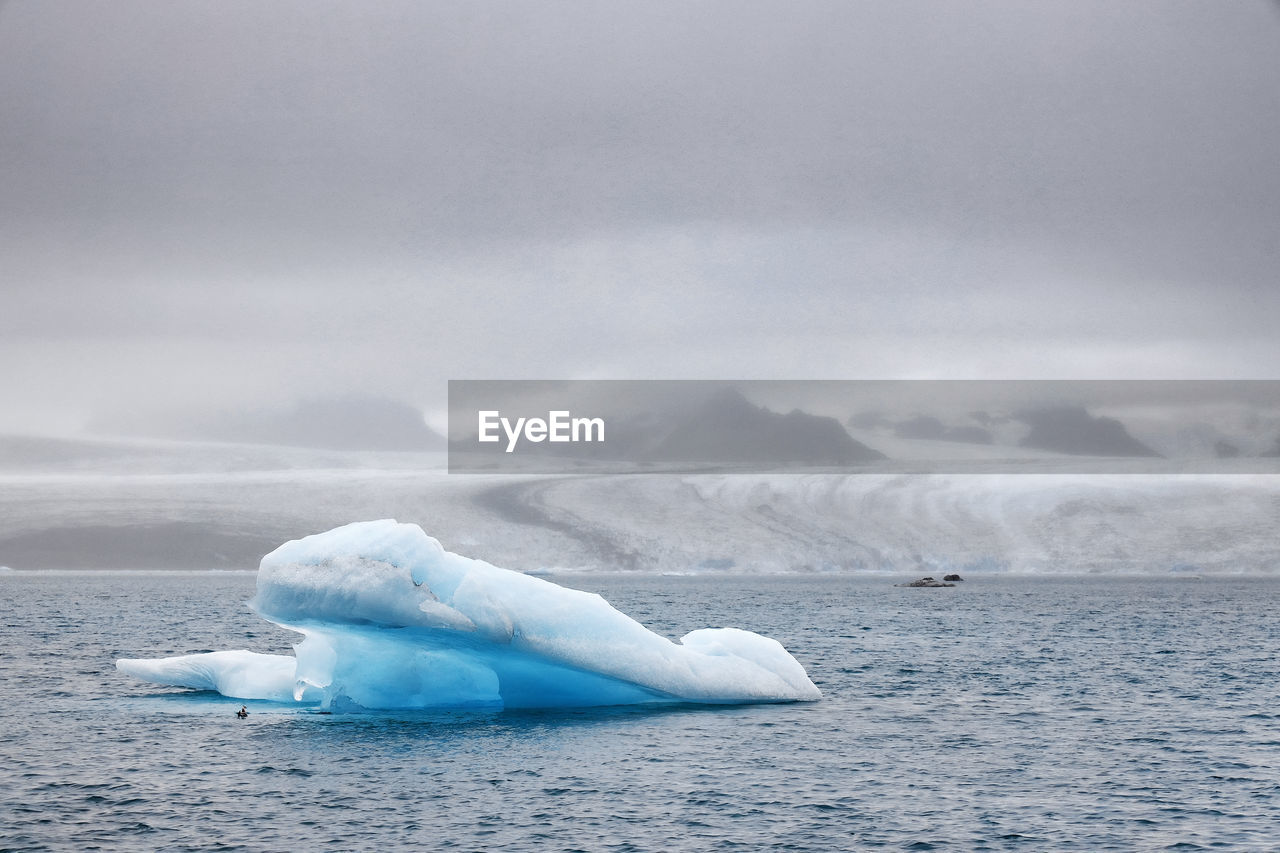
[116,520,821,710]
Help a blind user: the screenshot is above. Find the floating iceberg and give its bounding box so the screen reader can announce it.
[117,520,820,710]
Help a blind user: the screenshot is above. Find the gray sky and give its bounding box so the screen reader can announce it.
[2,0,1279,434]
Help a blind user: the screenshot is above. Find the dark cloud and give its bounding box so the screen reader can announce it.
[2,1,1279,432]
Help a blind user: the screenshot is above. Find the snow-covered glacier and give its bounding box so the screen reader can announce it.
[487,473,1280,575]
[116,520,821,710]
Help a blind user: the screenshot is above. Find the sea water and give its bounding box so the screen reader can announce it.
[2,571,1278,851]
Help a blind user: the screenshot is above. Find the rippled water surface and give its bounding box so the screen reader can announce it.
[3,572,1279,851]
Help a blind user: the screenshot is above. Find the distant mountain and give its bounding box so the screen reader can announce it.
[1016,406,1161,457]
[648,388,884,465]
[195,395,445,451]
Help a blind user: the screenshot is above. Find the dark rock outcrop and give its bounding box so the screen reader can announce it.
[1016,406,1160,457]
[650,388,885,466]
[1214,440,1241,459]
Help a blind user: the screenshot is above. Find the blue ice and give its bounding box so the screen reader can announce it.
[117,521,821,711]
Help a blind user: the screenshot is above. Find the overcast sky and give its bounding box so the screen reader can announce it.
[2,1,1278,434]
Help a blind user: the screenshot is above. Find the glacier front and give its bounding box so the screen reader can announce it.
[116,520,821,710]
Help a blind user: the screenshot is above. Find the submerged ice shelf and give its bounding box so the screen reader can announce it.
[116,520,821,710]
